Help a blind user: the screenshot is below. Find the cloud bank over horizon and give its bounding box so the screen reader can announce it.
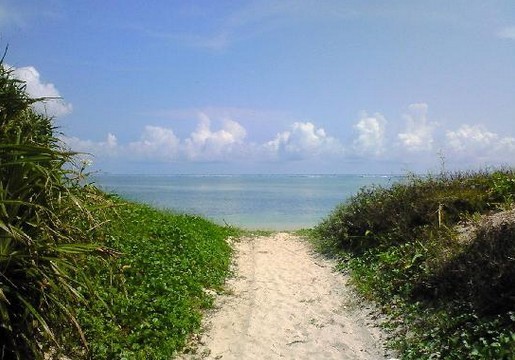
[61,104,515,174]
[5,0,514,175]
[7,63,515,174]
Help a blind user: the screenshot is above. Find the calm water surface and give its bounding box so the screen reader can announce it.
[93,174,400,230]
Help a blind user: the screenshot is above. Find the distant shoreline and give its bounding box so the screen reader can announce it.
[91,174,399,230]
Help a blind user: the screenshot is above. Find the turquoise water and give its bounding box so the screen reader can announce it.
[93,174,400,230]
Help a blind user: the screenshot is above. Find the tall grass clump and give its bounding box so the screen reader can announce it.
[313,170,515,359]
[0,58,105,359]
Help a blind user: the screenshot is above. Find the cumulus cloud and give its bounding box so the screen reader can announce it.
[184,113,247,160]
[497,26,515,40]
[128,126,180,160]
[353,112,387,156]
[63,133,117,153]
[398,103,436,152]
[446,125,497,152]
[61,118,346,166]
[60,133,118,167]
[11,65,73,117]
[61,114,249,164]
[265,122,343,159]
[59,104,515,172]
[445,124,515,162]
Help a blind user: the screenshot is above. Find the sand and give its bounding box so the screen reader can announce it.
[178,233,392,360]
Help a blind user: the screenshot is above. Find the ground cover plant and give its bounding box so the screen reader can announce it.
[1,55,238,359]
[76,198,237,359]
[312,170,515,359]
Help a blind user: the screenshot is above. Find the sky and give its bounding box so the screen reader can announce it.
[1,0,514,174]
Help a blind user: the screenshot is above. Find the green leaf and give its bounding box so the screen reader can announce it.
[16,294,56,344]
[55,243,98,254]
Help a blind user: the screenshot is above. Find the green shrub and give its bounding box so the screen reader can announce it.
[313,170,515,359]
[315,172,503,255]
[415,218,515,316]
[490,171,515,203]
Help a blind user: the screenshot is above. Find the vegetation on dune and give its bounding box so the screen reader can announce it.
[4,46,514,359]
[312,170,515,359]
[0,57,109,359]
[0,56,238,359]
[76,199,236,359]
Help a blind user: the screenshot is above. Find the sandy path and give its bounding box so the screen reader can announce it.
[179,233,390,360]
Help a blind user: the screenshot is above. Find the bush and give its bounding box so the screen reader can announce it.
[416,214,515,316]
[312,170,515,359]
[316,172,504,255]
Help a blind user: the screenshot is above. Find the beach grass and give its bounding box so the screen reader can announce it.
[0,58,111,359]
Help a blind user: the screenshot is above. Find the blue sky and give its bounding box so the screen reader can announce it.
[2,1,515,174]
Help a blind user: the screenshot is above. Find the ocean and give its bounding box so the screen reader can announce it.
[93,174,400,230]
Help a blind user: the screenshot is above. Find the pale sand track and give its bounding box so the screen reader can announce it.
[179,233,390,360]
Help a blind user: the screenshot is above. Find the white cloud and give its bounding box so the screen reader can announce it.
[128,126,180,161]
[62,118,345,166]
[60,133,118,167]
[265,122,343,159]
[60,105,515,172]
[445,124,515,162]
[184,113,247,160]
[398,103,436,152]
[11,65,73,117]
[63,133,117,153]
[446,124,496,152]
[61,116,249,164]
[353,112,387,156]
[497,26,515,40]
